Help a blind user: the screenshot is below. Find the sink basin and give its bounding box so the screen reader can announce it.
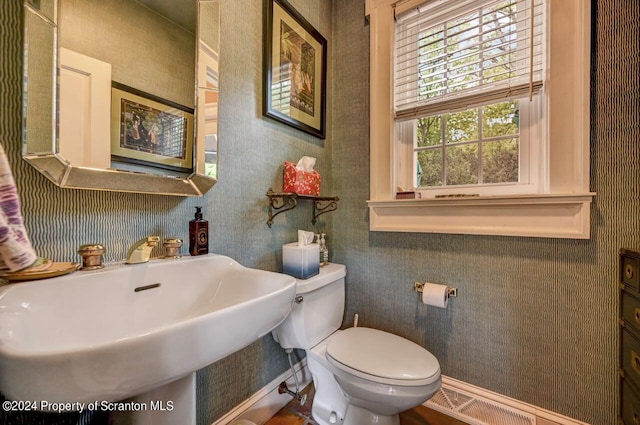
[0,254,296,404]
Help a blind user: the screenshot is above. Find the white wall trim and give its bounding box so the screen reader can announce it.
[368,193,594,239]
[211,358,312,425]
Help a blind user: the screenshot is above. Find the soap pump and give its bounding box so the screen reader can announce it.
[189,206,209,256]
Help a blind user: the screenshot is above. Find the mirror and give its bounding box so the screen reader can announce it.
[22,0,219,196]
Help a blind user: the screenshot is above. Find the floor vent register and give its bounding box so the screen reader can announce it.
[426,385,535,425]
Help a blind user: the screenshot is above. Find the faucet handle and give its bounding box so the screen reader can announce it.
[163,238,183,259]
[78,244,106,270]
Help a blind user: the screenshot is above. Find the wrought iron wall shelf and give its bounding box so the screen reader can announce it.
[266,188,339,227]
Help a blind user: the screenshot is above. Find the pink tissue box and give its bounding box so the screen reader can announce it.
[283,161,321,196]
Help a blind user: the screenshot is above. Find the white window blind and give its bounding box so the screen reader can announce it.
[394,0,545,121]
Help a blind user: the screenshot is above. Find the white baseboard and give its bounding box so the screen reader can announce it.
[439,376,590,425]
[210,361,587,425]
[211,358,312,425]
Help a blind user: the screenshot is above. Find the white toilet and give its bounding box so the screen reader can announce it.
[272,263,441,425]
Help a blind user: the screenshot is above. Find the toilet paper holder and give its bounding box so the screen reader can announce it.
[414,282,458,298]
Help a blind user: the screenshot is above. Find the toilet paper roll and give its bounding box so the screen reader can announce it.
[421,282,449,308]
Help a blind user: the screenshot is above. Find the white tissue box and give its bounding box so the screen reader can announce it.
[283,242,319,279]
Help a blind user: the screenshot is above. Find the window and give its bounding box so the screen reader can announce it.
[395,0,543,196]
[413,101,522,187]
[366,0,593,238]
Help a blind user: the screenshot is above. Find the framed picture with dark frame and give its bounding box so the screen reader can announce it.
[110,82,194,173]
[263,0,327,139]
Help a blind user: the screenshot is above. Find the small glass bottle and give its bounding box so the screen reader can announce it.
[315,233,322,264]
[320,233,328,266]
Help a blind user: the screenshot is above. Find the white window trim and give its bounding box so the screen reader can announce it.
[366,0,594,239]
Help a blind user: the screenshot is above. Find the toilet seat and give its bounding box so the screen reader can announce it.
[325,327,440,387]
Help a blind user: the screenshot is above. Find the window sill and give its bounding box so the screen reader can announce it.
[367,193,595,239]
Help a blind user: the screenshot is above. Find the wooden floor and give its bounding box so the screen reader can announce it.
[264,385,469,425]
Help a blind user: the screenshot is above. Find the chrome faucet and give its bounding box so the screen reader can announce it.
[125,236,160,264]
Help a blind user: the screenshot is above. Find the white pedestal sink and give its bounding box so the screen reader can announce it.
[0,254,296,424]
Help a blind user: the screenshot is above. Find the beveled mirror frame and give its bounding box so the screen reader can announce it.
[22,0,217,197]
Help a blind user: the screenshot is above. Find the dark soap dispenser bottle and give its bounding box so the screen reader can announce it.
[189,206,209,256]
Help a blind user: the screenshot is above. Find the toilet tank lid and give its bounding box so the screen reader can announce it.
[295,263,345,295]
[326,327,440,383]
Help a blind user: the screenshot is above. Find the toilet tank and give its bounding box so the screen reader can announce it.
[272,263,346,350]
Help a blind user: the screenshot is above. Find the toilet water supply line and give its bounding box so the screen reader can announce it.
[278,314,359,404]
[278,349,307,405]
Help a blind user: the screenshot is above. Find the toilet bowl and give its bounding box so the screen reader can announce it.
[272,264,441,425]
[326,327,441,420]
